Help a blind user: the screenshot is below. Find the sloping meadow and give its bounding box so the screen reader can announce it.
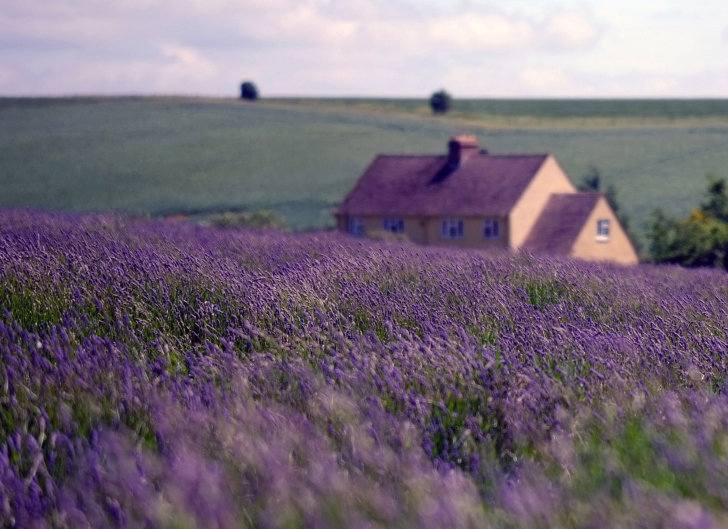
[1,211,728,528]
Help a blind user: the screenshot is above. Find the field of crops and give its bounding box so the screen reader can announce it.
[2,97,728,247]
[269,97,728,126]
[2,211,728,527]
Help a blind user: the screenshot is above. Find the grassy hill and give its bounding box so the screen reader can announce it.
[2,96,728,247]
[3,211,728,527]
[268,97,728,127]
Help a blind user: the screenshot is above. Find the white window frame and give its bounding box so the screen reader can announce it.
[382,218,405,233]
[483,218,500,239]
[348,217,364,237]
[441,219,464,239]
[596,219,610,241]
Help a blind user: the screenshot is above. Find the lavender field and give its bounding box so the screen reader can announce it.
[2,211,728,528]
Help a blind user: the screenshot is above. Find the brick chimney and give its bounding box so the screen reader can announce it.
[448,135,479,166]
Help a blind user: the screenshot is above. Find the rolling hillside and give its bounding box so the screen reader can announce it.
[2,96,728,246]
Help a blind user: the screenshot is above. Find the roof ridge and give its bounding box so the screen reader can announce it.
[339,150,552,217]
[374,154,445,158]
[483,153,549,157]
[375,153,549,158]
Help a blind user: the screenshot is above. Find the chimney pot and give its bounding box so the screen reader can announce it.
[448,135,479,166]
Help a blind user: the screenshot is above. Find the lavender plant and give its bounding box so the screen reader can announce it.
[1,210,728,528]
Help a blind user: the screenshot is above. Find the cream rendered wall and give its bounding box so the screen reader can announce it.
[509,156,576,249]
[403,217,428,244]
[362,216,385,236]
[356,215,508,248]
[423,216,509,249]
[569,197,639,265]
[344,215,509,248]
[343,216,507,248]
[354,216,428,243]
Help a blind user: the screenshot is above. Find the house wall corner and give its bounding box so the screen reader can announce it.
[509,156,576,249]
[570,197,639,265]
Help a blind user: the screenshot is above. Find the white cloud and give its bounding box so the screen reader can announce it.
[71,52,218,94]
[160,44,217,75]
[427,14,534,51]
[237,3,603,55]
[543,10,601,48]
[0,63,27,93]
[0,42,220,96]
[1,0,727,97]
[678,68,728,96]
[441,65,496,93]
[0,12,124,44]
[3,0,601,55]
[640,76,677,95]
[518,66,569,92]
[219,3,537,53]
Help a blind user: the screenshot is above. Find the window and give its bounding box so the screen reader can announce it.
[483,219,499,239]
[597,219,610,240]
[383,218,405,233]
[348,217,364,237]
[441,219,464,239]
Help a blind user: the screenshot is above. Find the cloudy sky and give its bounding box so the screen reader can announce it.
[1,0,727,98]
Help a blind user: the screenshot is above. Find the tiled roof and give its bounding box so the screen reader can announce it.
[336,153,549,217]
[522,193,601,256]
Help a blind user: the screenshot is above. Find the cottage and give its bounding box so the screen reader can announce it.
[335,135,639,265]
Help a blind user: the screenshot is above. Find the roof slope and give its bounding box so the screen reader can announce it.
[522,193,601,256]
[337,154,549,217]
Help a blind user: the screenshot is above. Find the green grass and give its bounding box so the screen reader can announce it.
[2,96,728,246]
[268,97,728,126]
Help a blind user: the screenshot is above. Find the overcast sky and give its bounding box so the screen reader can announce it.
[1,0,727,98]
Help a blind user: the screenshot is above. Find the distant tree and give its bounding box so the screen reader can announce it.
[429,89,451,114]
[700,176,728,222]
[577,165,601,193]
[241,81,259,101]
[648,174,728,268]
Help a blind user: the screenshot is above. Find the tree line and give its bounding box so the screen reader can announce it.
[577,168,728,269]
[580,168,728,269]
[648,175,728,269]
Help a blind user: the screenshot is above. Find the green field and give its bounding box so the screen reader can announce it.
[2,96,728,247]
[268,97,728,127]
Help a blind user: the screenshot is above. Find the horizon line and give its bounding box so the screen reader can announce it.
[2,93,728,101]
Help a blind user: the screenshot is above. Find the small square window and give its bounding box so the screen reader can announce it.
[348,217,364,237]
[597,219,610,240]
[484,219,499,239]
[441,219,464,239]
[383,218,405,233]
